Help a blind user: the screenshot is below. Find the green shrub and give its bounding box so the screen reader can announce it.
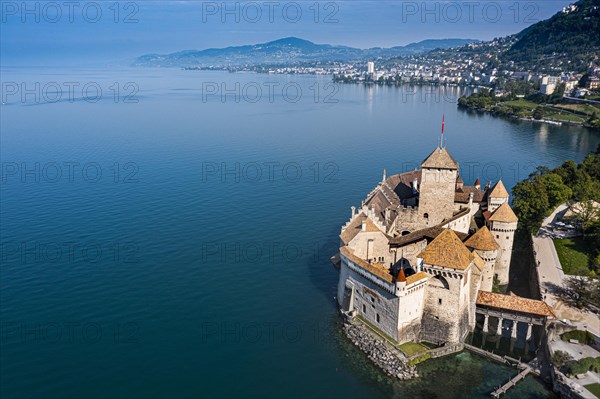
[567,357,600,376]
[561,330,596,345]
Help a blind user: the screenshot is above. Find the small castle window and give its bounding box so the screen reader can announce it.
[424,213,429,220]
[506,236,509,240]
[362,304,366,313]
[376,314,380,323]
[496,235,500,239]
[438,298,442,305]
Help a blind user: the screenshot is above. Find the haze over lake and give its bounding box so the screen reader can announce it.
[1,67,597,398]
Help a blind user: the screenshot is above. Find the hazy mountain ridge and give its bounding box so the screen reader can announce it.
[134,37,476,67]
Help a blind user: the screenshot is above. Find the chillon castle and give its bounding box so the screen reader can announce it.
[337,144,522,344]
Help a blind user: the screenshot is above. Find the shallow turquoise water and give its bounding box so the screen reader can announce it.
[1,67,593,398]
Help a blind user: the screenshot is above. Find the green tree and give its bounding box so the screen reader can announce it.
[554,160,579,187]
[529,165,551,178]
[512,177,550,231]
[541,174,572,207]
[581,151,600,180]
[533,106,545,120]
[552,350,574,369]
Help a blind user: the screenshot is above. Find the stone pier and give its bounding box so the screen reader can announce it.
[526,323,533,341]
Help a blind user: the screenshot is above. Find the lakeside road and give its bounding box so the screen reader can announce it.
[532,204,600,336]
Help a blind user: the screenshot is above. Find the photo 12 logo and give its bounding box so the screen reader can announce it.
[1,1,139,23]
[0,241,141,265]
[200,161,339,183]
[400,1,540,24]
[1,82,140,104]
[201,81,339,104]
[0,321,140,344]
[1,161,139,184]
[200,1,339,24]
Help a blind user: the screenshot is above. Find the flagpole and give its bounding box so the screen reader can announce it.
[441,115,445,149]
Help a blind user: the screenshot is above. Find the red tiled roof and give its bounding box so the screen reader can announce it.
[477,291,555,317]
[417,229,474,270]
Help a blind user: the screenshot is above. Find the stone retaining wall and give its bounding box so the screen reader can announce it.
[343,322,418,380]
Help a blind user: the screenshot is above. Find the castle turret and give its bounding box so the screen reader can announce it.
[464,226,500,292]
[395,268,407,288]
[418,147,459,226]
[487,180,509,212]
[486,202,518,286]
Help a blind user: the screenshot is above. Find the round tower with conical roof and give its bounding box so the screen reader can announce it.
[464,226,500,292]
[486,201,519,286]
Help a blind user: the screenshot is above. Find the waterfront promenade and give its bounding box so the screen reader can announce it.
[532,204,600,336]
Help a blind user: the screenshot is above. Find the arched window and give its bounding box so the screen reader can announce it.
[424,213,429,220]
[401,230,411,236]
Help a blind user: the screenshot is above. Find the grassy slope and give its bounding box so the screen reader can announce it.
[553,237,592,274]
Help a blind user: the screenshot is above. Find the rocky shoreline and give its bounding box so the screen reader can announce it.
[343,322,419,380]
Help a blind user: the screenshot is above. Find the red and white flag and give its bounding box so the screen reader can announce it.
[442,115,445,135]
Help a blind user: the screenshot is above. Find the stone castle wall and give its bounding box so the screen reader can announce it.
[420,268,466,343]
[338,261,400,340]
[442,210,471,234]
[395,282,427,343]
[348,231,392,266]
[393,206,426,234]
[418,168,457,226]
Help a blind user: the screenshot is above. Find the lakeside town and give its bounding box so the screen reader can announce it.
[183,3,600,129]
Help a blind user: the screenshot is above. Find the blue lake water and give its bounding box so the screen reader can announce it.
[1,67,597,398]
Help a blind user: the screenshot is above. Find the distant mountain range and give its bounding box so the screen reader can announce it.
[134,37,477,67]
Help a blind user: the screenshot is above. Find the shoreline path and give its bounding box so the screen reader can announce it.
[532,204,599,336]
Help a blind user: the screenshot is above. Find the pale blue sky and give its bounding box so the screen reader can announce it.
[0,1,574,65]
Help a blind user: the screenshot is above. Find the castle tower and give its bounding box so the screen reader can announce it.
[487,202,518,286]
[418,229,478,343]
[418,147,459,226]
[464,226,500,292]
[487,180,509,212]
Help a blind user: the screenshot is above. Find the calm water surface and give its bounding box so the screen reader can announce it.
[2,67,597,398]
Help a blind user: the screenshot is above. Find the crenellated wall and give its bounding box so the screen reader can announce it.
[393,206,425,233]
